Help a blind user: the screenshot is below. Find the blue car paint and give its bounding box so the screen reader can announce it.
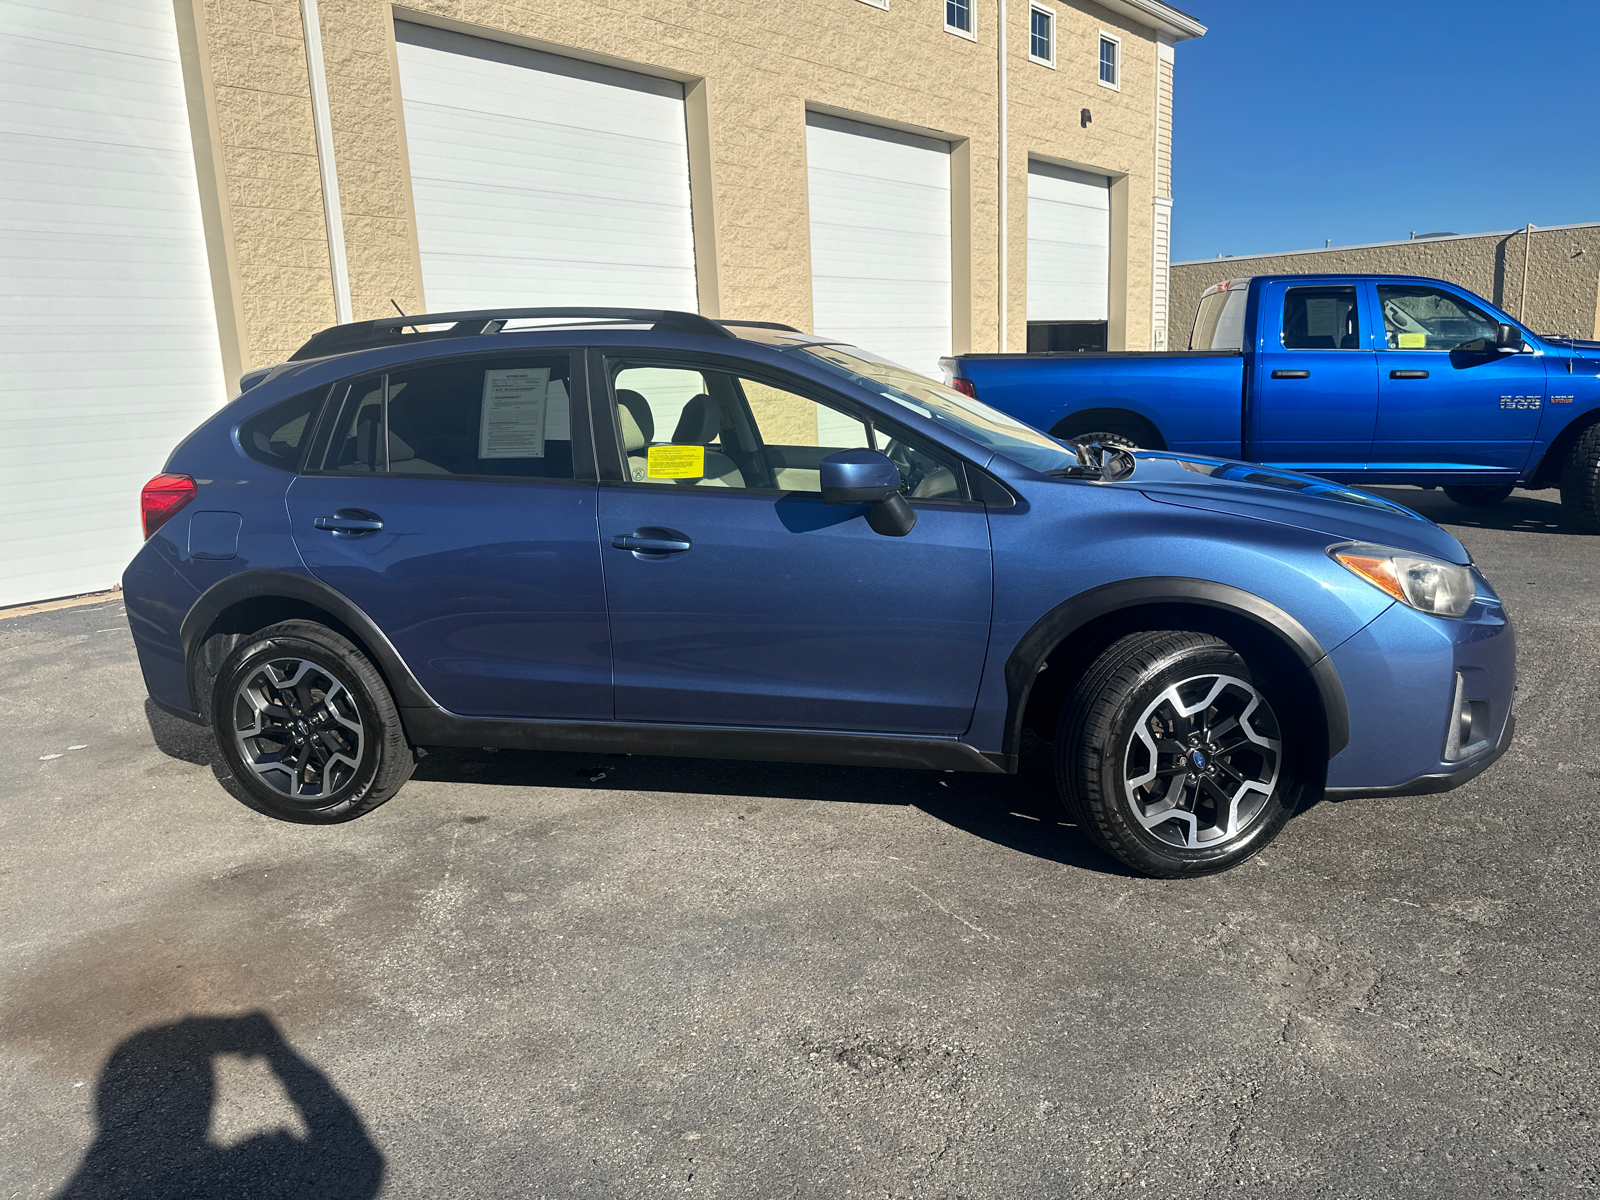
[948,273,1600,488]
[125,322,1515,800]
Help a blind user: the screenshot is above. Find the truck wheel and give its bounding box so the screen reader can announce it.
[1443,485,1513,507]
[1054,631,1300,877]
[1062,430,1140,452]
[1559,423,1600,533]
[211,620,414,824]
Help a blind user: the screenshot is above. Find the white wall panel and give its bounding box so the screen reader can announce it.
[0,0,227,607]
[395,23,697,313]
[805,113,952,380]
[1026,161,1111,322]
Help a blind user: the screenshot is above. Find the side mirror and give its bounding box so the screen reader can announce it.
[819,449,917,537]
[1496,323,1526,353]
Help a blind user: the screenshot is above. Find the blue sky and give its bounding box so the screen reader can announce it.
[1170,1,1600,263]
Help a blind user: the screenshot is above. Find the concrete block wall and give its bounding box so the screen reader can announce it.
[181,0,1194,369]
[1170,224,1600,350]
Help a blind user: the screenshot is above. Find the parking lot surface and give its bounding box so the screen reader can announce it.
[2,486,1596,1199]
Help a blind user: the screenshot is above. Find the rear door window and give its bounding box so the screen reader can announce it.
[1281,285,1361,350]
[321,355,581,479]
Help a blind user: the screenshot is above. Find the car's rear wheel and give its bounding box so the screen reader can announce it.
[1559,423,1600,533]
[211,620,413,823]
[1055,631,1301,877]
[1443,485,1513,507]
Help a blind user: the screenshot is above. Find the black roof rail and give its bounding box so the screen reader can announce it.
[287,306,736,361]
[717,319,803,333]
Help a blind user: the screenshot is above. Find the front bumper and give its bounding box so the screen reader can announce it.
[1325,712,1514,800]
[1323,592,1515,796]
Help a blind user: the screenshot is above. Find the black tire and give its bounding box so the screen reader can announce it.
[1443,485,1513,508]
[1054,631,1303,878]
[211,620,414,824]
[1559,423,1600,533]
[1061,430,1140,452]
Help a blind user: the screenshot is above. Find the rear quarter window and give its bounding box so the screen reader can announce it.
[238,386,329,471]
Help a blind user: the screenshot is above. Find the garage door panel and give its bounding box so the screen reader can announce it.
[1026,161,1110,323]
[0,0,228,607]
[805,113,952,379]
[396,21,697,313]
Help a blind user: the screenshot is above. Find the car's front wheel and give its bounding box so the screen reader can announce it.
[1055,631,1301,877]
[211,620,414,823]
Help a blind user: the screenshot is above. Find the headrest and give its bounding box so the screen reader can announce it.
[618,406,648,453]
[671,394,720,445]
[615,389,653,443]
[387,430,417,463]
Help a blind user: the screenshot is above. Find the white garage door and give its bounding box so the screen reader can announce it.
[0,0,228,608]
[805,113,952,379]
[1026,161,1110,321]
[395,23,698,314]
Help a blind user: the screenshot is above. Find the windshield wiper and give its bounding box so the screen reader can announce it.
[1044,464,1104,479]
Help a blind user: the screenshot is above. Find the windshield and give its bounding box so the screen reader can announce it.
[798,344,1080,474]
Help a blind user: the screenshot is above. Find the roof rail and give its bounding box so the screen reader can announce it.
[287,307,736,361]
[717,319,803,333]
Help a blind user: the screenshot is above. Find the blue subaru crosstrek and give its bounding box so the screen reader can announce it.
[124,308,1516,877]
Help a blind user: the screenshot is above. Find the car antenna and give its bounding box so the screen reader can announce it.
[389,298,421,331]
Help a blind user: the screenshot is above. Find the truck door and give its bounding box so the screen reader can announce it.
[1366,282,1544,476]
[1252,281,1378,474]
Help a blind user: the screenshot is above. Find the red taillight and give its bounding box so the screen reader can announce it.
[950,377,978,399]
[141,474,196,539]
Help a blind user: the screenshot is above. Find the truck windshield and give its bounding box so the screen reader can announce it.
[1190,287,1249,350]
[799,344,1081,474]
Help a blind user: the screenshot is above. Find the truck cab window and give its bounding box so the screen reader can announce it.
[1190,287,1249,351]
[1282,286,1360,350]
[1377,286,1499,352]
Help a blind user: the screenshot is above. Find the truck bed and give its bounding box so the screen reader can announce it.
[946,351,1245,460]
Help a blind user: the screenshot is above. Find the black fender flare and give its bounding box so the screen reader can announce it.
[180,568,438,712]
[1002,576,1350,760]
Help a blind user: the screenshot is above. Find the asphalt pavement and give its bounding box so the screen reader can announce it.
[1,485,1596,1198]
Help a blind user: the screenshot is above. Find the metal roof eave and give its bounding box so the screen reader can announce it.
[1095,0,1207,41]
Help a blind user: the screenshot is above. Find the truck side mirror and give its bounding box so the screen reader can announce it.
[1495,323,1526,353]
[819,449,916,537]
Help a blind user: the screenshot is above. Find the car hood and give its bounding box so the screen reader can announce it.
[1110,452,1469,563]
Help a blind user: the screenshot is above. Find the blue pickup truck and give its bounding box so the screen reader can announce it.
[943,274,1600,529]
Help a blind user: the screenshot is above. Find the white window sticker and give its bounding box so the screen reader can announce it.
[479,368,551,459]
[1304,297,1340,338]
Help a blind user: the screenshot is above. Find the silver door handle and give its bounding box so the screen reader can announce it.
[610,534,690,553]
[314,512,383,536]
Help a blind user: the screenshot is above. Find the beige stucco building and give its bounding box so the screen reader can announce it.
[1170,222,1600,350]
[180,0,1204,377]
[0,0,1200,608]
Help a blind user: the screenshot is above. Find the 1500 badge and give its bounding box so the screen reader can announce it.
[1500,395,1542,409]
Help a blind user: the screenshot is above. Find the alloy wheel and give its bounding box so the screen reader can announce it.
[1123,673,1281,848]
[233,657,364,800]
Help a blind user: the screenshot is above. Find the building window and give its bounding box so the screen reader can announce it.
[1098,33,1121,88]
[946,0,975,38]
[1029,3,1055,67]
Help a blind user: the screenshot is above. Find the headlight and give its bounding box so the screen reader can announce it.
[1330,542,1476,618]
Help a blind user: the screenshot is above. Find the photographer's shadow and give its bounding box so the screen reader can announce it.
[56,1011,382,1200]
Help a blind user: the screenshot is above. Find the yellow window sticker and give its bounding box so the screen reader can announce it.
[646,444,706,478]
[1397,332,1427,349]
